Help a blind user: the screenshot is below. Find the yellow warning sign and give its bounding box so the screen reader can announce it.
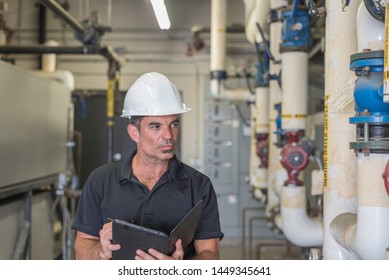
[324,94,329,188]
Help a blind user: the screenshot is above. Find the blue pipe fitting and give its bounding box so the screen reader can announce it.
[210,70,227,81]
[349,50,389,154]
[274,103,287,147]
[255,63,267,87]
[349,50,389,119]
[280,9,311,52]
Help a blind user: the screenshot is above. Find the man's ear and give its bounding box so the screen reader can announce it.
[127,124,140,143]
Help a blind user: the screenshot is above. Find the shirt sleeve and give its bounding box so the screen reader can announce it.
[71,168,104,237]
[192,173,224,241]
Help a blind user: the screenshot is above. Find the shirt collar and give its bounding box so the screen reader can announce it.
[119,149,188,185]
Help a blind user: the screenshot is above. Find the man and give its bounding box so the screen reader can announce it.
[72,72,224,260]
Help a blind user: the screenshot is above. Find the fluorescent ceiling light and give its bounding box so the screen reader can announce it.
[150,0,171,30]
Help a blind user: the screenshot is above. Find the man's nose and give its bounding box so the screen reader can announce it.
[161,126,173,139]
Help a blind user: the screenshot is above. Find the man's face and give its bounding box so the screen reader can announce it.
[134,115,180,161]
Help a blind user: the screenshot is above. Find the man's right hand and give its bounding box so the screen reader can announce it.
[74,222,121,260]
[98,221,121,259]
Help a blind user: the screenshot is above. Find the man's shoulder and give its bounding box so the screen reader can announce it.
[175,158,210,181]
[88,159,127,184]
[94,160,122,174]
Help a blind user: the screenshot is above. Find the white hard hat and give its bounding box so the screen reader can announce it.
[121,72,192,119]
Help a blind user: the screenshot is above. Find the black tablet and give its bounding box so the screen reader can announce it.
[112,199,203,260]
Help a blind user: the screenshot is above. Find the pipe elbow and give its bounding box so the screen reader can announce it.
[281,207,323,247]
[243,0,270,44]
[210,79,254,101]
[280,186,323,247]
[329,212,357,254]
[331,207,389,259]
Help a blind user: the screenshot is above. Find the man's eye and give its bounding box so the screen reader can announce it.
[171,122,179,128]
[149,124,160,129]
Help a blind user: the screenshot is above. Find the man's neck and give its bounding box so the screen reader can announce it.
[131,153,170,191]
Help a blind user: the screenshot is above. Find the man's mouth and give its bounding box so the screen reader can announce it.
[161,144,174,153]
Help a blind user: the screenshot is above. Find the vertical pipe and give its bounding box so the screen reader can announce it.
[356,2,384,52]
[38,3,46,70]
[281,51,308,131]
[354,154,389,259]
[210,0,226,73]
[243,0,270,44]
[323,0,360,260]
[250,86,269,198]
[267,0,287,215]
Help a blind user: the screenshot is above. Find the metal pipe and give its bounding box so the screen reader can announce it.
[40,0,85,34]
[73,131,83,178]
[38,3,46,70]
[241,206,264,259]
[0,45,101,54]
[12,190,32,259]
[248,216,266,259]
[0,44,126,67]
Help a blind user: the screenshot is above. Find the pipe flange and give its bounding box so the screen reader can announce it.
[350,50,384,71]
[350,141,389,154]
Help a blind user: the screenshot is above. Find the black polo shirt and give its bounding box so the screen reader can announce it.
[72,151,224,257]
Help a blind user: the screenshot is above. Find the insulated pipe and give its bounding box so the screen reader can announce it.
[330,154,389,259]
[243,0,270,44]
[34,40,75,91]
[280,185,323,247]
[267,1,287,216]
[210,0,226,73]
[281,51,308,131]
[323,0,360,260]
[41,40,58,72]
[255,87,270,135]
[250,86,269,199]
[210,0,250,100]
[356,1,384,52]
[210,80,253,101]
[209,0,263,102]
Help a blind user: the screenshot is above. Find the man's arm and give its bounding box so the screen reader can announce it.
[192,238,220,260]
[74,222,121,260]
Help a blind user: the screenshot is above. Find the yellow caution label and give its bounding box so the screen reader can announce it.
[385,71,389,80]
[107,79,115,118]
[255,124,269,128]
[324,94,329,188]
[385,2,389,78]
[281,114,307,119]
